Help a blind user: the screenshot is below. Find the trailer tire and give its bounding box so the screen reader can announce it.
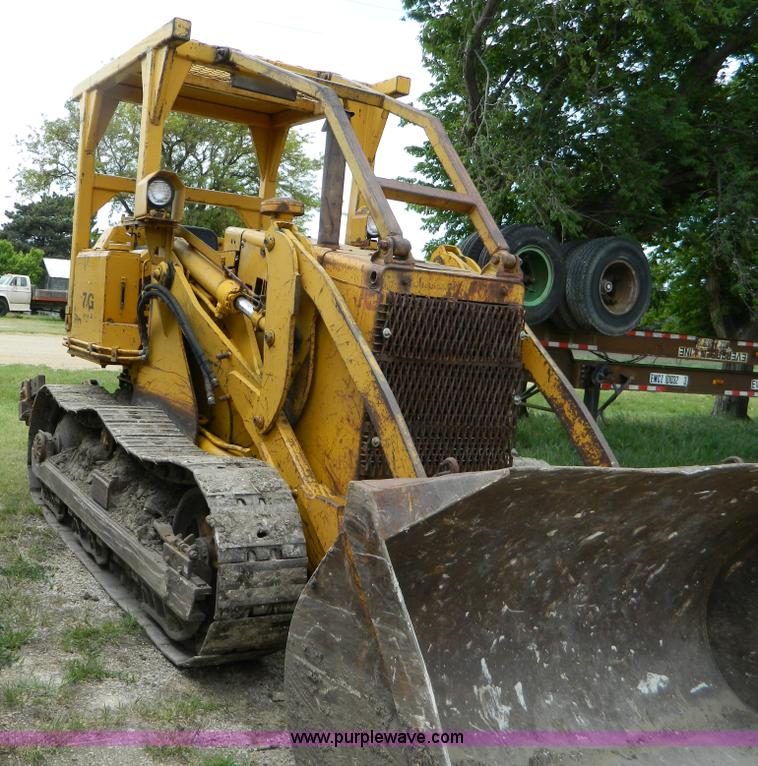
[565,237,651,336]
[183,225,219,251]
[459,232,484,261]
[459,226,565,325]
[0,298,8,317]
[550,241,587,332]
[496,224,565,326]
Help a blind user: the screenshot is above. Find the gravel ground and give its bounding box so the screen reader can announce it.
[0,334,92,370]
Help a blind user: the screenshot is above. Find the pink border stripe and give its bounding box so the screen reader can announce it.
[1,730,758,749]
[464,731,758,748]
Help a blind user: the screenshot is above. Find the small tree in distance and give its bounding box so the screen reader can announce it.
[0,240,44,286]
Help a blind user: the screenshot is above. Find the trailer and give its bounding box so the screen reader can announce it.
[530,325,758,417]
[0,273,67,318]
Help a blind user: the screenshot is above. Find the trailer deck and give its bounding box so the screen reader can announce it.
[532,326,758,417]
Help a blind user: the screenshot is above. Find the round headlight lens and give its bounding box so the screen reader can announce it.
[147,178,174,207]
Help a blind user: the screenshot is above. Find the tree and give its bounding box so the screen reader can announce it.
[0,194,74,259]
[0,240,44,285]
[16,101,321,230]
[403,0,757,416]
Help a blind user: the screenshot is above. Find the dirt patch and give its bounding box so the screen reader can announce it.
[0,511,295,766]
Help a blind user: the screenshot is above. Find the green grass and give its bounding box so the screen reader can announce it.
[63,652,115,685]
[0,364,118,514]
[131,697,227,762]
[516,390,757,466]
[135,694,222,727]
[145,753,245,766]
[0,314,65,335]
[12,748,58,765]
[1,679,53,709]
[197,757,243,766]
[61,615,139,653]
[0,555,47,581]
[40,711,88,730]
[0,588,38,673]
[144,746,195,762]
[58,617,139,686]
[2,683,24,708]
[0,622,33,668]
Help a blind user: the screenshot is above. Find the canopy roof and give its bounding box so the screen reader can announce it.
[43,258,70,279]
[72,18,410,129]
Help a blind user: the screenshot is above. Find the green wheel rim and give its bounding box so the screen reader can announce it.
[518,245,555,307]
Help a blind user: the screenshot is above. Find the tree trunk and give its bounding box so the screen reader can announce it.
[704,265,752,420]
[711,362,751,419]
[462,0,501,140]
[711,393,750,418]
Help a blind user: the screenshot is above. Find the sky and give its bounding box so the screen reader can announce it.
[0,0,434,249]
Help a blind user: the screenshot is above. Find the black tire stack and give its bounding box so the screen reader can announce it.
[562,237,651,335]
[465,224,567,327]
[460,228,651,335]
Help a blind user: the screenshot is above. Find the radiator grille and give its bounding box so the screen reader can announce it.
[359,293,524,479]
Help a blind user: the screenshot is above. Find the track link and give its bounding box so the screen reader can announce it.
[25,382,308,667]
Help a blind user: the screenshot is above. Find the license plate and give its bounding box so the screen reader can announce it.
[649,372,689,387]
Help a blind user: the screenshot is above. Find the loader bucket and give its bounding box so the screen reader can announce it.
[285,462,758,764]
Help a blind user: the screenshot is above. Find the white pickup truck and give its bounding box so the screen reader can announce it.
[0,273,67,318]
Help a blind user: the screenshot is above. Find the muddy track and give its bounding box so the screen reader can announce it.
[29,384,308,666]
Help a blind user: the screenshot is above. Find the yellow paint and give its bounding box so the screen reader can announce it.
[430,244,482,273]
[132,301,198,430]
[249,125,288,201]
[344,100,389,245]
[521,326,617,467]
[68,249,143,352]
[251,231,298,432]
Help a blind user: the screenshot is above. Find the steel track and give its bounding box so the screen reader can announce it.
[27,383,308,667]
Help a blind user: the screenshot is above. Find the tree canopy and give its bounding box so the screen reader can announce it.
[402,0,757,339]
[16,101,321,232]
[0,194,73,259]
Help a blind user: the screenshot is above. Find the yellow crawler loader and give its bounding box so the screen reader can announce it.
[19,19,758,764]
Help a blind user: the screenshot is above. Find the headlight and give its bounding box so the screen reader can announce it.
[146,178,174,207]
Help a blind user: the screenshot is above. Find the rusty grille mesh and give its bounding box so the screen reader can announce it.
[359,293,524,479]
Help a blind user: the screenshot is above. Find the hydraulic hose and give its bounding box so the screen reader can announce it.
[137,283,218,405]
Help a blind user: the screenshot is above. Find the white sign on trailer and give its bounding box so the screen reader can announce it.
[649,372,689,387]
